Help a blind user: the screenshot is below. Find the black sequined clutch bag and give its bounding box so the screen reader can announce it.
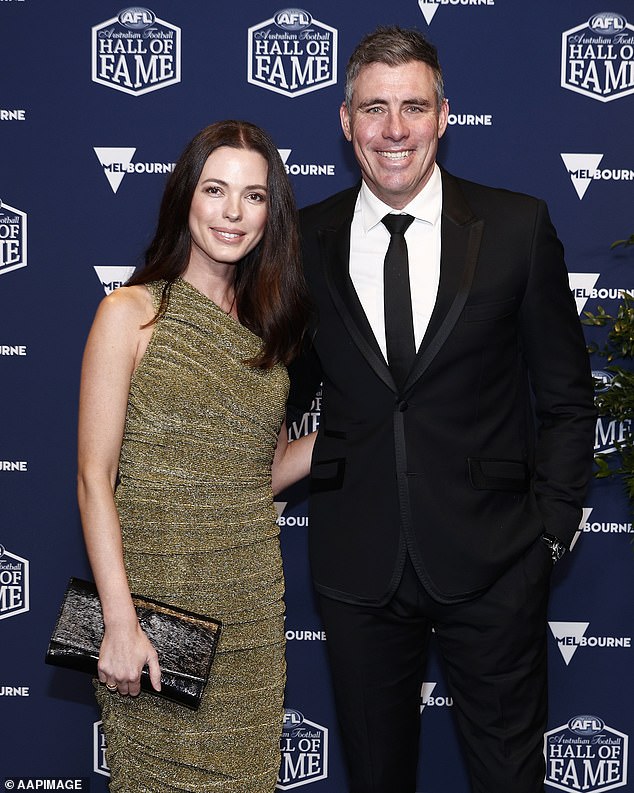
[45,577,222,710]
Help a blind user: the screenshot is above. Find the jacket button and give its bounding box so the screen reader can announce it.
[397,400,408,412]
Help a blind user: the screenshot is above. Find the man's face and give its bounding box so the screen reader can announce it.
[340,60,449,210]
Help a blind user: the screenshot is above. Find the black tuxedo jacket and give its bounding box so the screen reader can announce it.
[293,169,596,605]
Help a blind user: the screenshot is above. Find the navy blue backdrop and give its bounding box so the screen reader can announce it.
[1,2,633,791]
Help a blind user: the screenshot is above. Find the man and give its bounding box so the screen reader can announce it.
[291,26,596,793]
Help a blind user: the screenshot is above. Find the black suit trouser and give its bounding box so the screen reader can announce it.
[317,537,552,793]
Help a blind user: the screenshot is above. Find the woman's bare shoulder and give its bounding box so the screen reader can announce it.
[96,284,155,328]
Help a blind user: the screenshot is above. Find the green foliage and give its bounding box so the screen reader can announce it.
[582,234,634,497]
[611,234,634,249]
[584,292,634,361]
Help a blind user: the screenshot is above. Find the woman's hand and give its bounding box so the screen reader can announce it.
[97,619,162,696]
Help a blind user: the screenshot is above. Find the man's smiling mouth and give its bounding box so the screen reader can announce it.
[378,151,413,160]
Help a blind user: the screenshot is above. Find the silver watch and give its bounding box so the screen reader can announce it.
[542,533,567,564]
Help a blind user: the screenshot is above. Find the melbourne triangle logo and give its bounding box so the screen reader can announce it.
[567,273,600,315]
[561,153,604,200]
[549,621,590,665]
[94,147,136,193]
[418,2,440,25]
[94,266,136,295]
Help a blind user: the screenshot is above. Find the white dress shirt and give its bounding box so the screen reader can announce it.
[349,163,442,360]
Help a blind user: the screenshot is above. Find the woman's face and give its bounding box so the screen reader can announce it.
[188,146,269,270]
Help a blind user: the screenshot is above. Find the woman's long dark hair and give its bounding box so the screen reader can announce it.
[127,120,308,369]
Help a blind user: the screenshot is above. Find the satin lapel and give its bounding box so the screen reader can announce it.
[403,171,484,393]
[321,217,395,393]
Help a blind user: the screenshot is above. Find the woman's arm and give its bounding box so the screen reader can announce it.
[77,286,161,696]
[271,421,316,496]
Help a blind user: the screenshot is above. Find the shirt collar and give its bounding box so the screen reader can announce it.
[358,163,442,233]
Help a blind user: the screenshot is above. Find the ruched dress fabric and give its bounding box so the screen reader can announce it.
[95,278,289,793]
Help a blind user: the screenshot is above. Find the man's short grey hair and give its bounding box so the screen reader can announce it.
[344,26,445,112]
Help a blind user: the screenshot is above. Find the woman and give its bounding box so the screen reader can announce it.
[77,120,314,792]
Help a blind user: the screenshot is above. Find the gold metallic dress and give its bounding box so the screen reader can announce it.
[96,277,288,792]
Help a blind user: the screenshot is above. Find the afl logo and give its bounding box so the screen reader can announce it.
[282,708,304,726]
[118,7,156,29]
[588,12,627,34]
[274,8,312,30]
[568,715,605,736]
[593,370,615,393]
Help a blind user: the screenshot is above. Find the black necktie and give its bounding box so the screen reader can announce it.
[382,213,415,389]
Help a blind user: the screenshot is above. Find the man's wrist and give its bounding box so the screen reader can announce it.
[542,533,567,564]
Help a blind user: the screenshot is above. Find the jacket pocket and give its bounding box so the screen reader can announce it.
[463,297,516,322]
[468,457,529,492]
[323,428,347,440]
[310,458,345,493]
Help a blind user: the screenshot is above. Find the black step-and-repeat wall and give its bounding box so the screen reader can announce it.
[1,2,633,791]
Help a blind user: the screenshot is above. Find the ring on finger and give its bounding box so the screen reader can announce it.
[105,682,118,692]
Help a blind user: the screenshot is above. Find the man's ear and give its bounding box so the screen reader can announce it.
[340,102,352,142]
[438,98,449,139]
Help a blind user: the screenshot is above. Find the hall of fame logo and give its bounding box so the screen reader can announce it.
[590,368,634,458]
[545,715,628,792]
[0,200,27,277]
[561,12,634,102]
[0,544,29,620]
[593,371,616,394]
[288,389,321,441]
[93,721,110,777]
[92,7,181,96]
[594,415,632,456]
[248,9,337,98]
[278,708,328,789]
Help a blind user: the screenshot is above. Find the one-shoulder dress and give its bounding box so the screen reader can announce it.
[95,277,289,793]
